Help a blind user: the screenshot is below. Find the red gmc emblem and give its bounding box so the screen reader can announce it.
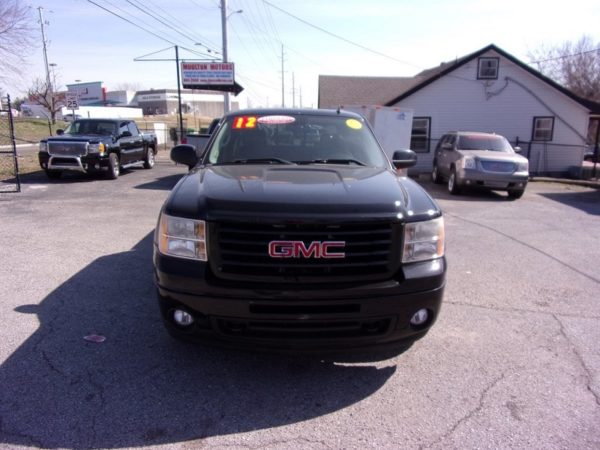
[268,241,346,259]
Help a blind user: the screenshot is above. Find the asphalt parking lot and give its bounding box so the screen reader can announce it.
[0,155,599,449]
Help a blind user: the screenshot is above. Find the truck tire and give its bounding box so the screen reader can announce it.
[143,146,155,169]
[431,163,443,184]
[45,169,62,179]
[507,189,524,199]
[106,153,120,179]
[448,168,461,195]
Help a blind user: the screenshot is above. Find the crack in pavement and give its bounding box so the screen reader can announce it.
[551,314,600,407]
[85,368,108,449]
[206,436,334,449]
[419,373,506,450]
[445,300,600,320]
[0,415,45,448]
[445,212,600,285]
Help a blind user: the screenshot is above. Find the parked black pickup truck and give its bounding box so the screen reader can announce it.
[154,108,446,354]
[38,118,157,179]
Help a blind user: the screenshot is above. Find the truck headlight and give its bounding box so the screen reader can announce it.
[39,141,47,152]
[88,142,106,155]
[516,160,528,172]
[461,157,476,169]
[402,216,445,263]
[157,214,207,261]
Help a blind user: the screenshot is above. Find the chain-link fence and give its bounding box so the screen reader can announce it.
[0,95,20,193]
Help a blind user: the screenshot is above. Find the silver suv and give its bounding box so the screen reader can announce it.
[432,131,529,199]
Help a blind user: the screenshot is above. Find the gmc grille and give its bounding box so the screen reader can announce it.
[480,160,515,173]
[210,221,401,283]
[48,141,88,157]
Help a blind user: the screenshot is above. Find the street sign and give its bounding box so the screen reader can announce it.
[66,92,79,110]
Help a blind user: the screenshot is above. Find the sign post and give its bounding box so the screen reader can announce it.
[66,92,79,119]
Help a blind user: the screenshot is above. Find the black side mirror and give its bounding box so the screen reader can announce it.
[441,142,453,150]
[392,149,417,169]
[120,130,132,138]
[171,144,198,170]
[56,129,64,136]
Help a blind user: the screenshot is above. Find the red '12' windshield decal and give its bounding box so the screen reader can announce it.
[233,116,257,129]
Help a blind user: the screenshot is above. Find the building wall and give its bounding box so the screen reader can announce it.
[391,50,590,174]
[134,90,239,118]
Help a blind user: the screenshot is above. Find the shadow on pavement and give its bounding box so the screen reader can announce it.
[135,173,184,191]
[415,177,510,202]
[539,190,600,216]
[0,233,396,448]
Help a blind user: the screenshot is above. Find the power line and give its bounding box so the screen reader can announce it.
[145,0,221,54]
[261,0,421,69]
[126,0,219,54]
[86,0,177,45]
[529,48,600,64]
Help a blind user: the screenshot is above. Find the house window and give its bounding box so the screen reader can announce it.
[477,57,499,79]
[410,117,431,153]
[532,117,554,141]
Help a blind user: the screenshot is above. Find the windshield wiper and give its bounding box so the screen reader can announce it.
[230,158,295,165]
[299,158,367,166]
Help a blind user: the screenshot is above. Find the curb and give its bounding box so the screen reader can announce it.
[530,177,600,189]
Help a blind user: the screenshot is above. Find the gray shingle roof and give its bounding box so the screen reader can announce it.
[318,75,421,108]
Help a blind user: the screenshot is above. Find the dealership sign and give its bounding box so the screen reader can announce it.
[180,61,243,94]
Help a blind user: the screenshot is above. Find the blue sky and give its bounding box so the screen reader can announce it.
[8,0,600,109]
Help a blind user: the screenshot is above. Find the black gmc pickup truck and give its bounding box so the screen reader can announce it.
[154,109,446,353]
[38,118,157,179]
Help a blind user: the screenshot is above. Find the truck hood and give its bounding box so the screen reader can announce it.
[45,134,113,144]
[165,165,440,222]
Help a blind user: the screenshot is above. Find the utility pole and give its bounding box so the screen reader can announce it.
[221,0,230,114]
[37,7,51,91]
[175,45,184,141]
[292,72,295,108]
[281,45,285,107]
[37,6,55,123]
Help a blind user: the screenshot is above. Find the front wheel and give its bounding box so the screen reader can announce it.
[507,189,524,199]
[106,153,120,179]
[431,164,443,184]
[143,147,155,169]
[448,169,461,195]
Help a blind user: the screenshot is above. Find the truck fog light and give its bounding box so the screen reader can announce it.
[410,309,429,326]
[173,309,194,326]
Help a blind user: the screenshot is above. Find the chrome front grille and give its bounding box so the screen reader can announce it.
[480,160,515,173]
[47,141,88,157]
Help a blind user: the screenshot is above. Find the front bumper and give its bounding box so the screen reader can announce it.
[154,250,446,352]
[38,151,109,173]
[457,167,529,190]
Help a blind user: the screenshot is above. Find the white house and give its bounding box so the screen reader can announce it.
[319,44,600,176]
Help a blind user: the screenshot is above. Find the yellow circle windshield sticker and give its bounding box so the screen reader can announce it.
[346,119,362,130]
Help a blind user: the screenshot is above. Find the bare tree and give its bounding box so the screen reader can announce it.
[27,76,64,124]
[529,35,600,103]
[0,0,37,86]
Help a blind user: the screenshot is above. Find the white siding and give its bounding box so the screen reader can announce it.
[393,50,590,174]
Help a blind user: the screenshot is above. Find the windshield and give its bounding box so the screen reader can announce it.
[457,135,514,152]
[65,120,117,136]
[205,113,389,168]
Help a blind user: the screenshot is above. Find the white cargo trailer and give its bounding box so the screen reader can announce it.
[341,105,414,161]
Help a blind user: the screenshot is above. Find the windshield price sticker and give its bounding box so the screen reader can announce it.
[233,116,257,129]
[346,119,362,130]
[257,115,296,125]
